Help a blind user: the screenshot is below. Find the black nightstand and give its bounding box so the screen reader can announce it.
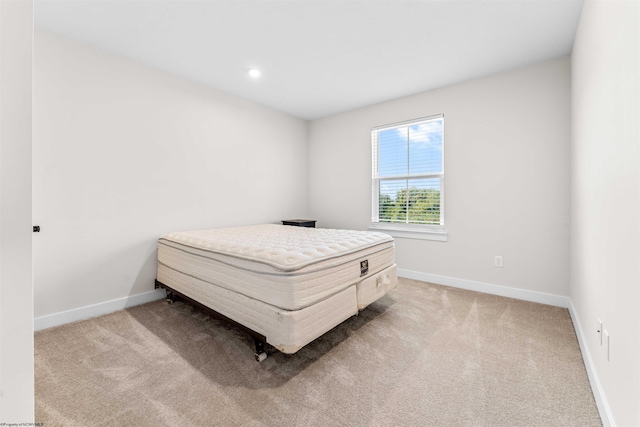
[282,219,316,228]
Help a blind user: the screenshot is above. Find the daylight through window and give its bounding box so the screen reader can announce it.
[371,114,444,228]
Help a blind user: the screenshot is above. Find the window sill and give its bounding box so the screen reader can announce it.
[368,223,448,242]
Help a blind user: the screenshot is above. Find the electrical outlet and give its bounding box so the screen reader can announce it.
[494,255,503,268]
[597,319,603,346]
[603,330,610,361]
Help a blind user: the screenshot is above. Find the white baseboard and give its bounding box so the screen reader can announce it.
[568,300,615,427]
[34,288,166,332]
[397,269,570,308]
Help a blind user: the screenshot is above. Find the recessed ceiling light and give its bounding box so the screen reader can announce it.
[248,68,261,78]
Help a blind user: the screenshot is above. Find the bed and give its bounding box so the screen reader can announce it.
[155,224,397,360]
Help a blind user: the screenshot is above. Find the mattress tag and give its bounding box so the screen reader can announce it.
[360,260,369,277]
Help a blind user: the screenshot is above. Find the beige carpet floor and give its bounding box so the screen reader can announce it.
[35,278,602,426]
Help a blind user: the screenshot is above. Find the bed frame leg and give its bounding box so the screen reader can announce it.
[166,290,175,305]
[254,339,267,362]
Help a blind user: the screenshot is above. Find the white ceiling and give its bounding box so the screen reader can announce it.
[35,0,584,120]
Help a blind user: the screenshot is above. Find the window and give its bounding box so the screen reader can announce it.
[371,114,446,241]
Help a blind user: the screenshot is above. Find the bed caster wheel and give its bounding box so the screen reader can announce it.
[255,352,267,362]
[165,291,175,305]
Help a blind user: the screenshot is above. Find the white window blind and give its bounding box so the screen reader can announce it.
[371,114,444,228]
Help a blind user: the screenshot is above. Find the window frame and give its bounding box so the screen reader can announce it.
[370,114,447,242]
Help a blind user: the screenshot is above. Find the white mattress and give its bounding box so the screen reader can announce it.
[158,224,395,310]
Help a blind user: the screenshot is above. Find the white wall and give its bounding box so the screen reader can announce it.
[571,1,640,425]
[309,58,571,300]
[33,31,309,319]
[0,0,34,422]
